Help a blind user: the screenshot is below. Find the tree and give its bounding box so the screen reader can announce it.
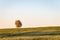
[15,20,22,28]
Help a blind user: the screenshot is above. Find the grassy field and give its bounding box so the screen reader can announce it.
[0,26,60,40]
[0,36,60,40]
[0,26,60,33]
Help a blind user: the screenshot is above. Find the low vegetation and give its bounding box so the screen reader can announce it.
[0,26,60,40]
[0,26,60,34]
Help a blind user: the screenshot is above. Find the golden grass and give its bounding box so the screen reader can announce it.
[0,26,60,40]
[0,36,60,40]
[0,26,60,34]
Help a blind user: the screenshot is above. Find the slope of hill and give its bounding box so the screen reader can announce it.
[0,26,60,34]
[0,26,60,40]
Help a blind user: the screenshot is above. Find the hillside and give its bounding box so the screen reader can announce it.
[0,26,60,34]
[0,26,60,40]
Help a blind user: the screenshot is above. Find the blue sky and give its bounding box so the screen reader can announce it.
[0,0,60,28]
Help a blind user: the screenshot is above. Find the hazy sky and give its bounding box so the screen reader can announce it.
[0,0,60,28]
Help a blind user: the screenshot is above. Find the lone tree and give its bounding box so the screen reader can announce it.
[15,20,22,28]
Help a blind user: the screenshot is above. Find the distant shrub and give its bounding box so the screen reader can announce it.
[15,20,22,28]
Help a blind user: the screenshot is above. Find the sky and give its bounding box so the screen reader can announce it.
[0,0,60,28]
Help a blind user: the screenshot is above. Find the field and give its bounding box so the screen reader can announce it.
[0,26,60,40]
[0,36,60,40]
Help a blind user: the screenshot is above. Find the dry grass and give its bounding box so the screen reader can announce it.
[0,26,60,34]
[0,26,60,40]
[0,36,60,40]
